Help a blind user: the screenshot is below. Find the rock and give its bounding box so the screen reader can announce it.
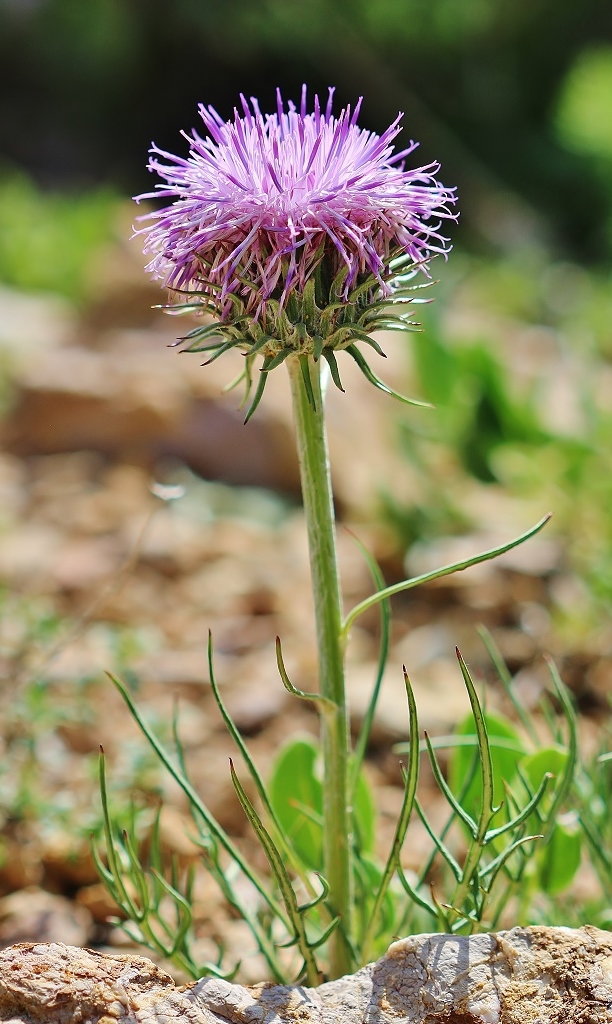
[0,889,92,949]
[1,927,611,1023]
[0,336,301,497]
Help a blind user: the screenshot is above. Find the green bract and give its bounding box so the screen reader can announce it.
[165,251,435,420]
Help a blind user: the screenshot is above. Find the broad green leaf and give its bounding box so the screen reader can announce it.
[517,746,581,894]
[269,737,323,871]
[353,769,376,855]
[538,822,582,895]
[449,712,526,823]
[520,747,569,792]
[519,747,570,826]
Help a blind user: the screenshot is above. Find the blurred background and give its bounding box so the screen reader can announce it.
[2,0,612,256]
[0,0,612,968]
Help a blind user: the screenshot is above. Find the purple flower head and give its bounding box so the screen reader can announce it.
[136,86,455,311]
[134,88,457,417]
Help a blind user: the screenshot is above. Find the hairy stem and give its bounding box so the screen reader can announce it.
[287,355,353,978]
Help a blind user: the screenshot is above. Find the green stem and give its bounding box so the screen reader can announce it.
[287,354,353,979]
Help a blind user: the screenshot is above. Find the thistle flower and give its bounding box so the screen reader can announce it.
[135,87,457,417]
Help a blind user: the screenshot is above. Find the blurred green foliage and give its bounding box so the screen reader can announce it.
[0,586,164,868]
[554,45,612,250]
[556,47,612,162]
[0,0,611,258]
[375,246,611,622]
[0,169,119,300]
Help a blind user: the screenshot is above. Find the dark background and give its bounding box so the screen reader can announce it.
[1,0,611,261]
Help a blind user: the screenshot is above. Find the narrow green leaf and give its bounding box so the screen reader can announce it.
[207,632,312,893]
[149,868,194,953]
[222,365,248,396]
[229,759,322,987]
[297,873,329,914]
[349,330,388,356]
[202,340,241,365]
[485,772,551,841]
[342,514,552,634]
[543,658,578,841]
[455,650,499,832]
[361,669,419,961]
[105,674,290,937]
[396,866,438,920]
[415,797,462,880]
[353,853,396,951]
[449,711,525,827]
[305,913,341,950]
[97,748,139,919]
[247,334,275,356]
[275,636,335,712]
[424,730,478,837]
[480,834,542,885]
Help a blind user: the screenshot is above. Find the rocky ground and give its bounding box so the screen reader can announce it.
[0,242,610,982]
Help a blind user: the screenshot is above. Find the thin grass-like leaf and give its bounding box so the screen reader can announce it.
[415,797,462,881]
[297,873,329,914]
[247,334,275,356]
[423,730,478,836]
[275,636,335,713]
[207,633,316,893]
[305,915,341,950]
[455,649,499,826]
[202,339,241,366]
[485,773,552,842]
[480,834,542,885]
[343,514,551,634]
[350,332,388,357]
[395,734,526,756]
[98,749,140,919]
[541,658,578,842]
[149,868,194,953]
[229,760,322,987]
[361,669,419,961]
[395,865,438,919]
[106,672,289,979]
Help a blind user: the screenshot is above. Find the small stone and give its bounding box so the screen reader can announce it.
[0,888,92,948]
